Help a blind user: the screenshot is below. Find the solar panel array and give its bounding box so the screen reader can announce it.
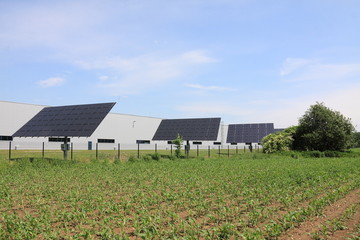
[226,123,274,143]
[274,128,285,133]
[12,102,115,137]
[152,118,221,141]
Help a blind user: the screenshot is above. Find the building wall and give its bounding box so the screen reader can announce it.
[0,101,230,150]
[0,101,45,136]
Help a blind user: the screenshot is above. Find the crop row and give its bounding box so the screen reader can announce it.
[1,154,360,239]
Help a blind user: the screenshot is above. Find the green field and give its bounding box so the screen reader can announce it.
[0,147,254,163]
[1,151,360,239]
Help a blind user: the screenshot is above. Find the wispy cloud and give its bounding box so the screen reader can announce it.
[99,75,109,81]
[178,102,254,118]
[280,58,316,77]
[280,58,360,83]
[178,83,360,131]
[185,83,235,92]
[37,77,65,88]
[259,84,360,130]
[181,50,218,64]
[0,1,106,49]
[75,50,217,95]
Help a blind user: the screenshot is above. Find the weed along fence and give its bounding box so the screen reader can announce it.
[0,140,262,161]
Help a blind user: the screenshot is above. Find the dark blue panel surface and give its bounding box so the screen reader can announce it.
[226,123,274,143]
[152,118,221,141]
[12,102,115,137]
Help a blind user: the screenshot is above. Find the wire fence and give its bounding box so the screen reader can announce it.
[0,140,262,162]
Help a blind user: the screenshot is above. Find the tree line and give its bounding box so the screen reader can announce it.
[262,102,359,153]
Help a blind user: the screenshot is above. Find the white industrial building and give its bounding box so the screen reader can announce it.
[0,101,228,151]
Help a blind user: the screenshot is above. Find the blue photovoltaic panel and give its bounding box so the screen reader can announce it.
[226,123,274,143]
[274,128,285,133]
[12,102,115,137]
[152,118,221,141]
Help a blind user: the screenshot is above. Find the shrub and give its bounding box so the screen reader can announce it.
[262,126,297,153]
[128,155,137,162]
[150,153,161,161]
[324,151,341,158]
[302,151,325,158]
[353,132,360,147]
[142,155,152,161]
[172,134,184,158]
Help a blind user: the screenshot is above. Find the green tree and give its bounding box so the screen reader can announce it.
[172,134,183,158]
[353,132,360,147]
[293,102,355,151]
[262,126,297,153]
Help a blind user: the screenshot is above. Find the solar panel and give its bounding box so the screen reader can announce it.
[152,118,221,141]
[226,123,274,143]
[12,102,115,137]
[274,128,285,133]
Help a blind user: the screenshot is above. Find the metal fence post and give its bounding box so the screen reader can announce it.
[137,143,140,159]
[118,143,120,160]
[8,141,11,161]
[96,143,98,160]
[208,145,210,158]
[218,145,220,157]
[228,145,230,157]
[42,142,45,159]
[71,142,73,160]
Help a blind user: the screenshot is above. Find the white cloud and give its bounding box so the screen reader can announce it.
[178,84,360,131]
[257,86,360,130]
[0,1,115,60]
[280,58,360,83]
[185,83,235,92]
[178,102,254,118]
[280,58,315,76]
[181,50,218,64]
[75,50,217,95]
[37,77,65,88]
[99,75,109,81]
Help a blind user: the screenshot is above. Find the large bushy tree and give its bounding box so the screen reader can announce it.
[293,102,355,151]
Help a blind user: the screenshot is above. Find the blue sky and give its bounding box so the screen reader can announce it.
[1,0,360,130]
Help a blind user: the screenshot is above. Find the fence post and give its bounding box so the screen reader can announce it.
[236,146,238,155]
[71,142,73,160]
[218,145,220,157]
[155,144,157,153]
[137,143,140,159]
[208,146,210,158]
[244,146,246,153]
[8,141,11,161]
[96,143,98,160]
[118,143,120,160]
[170,144,172,156]
[42,142,45,160]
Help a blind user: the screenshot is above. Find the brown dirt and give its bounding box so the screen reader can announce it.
[328,204,360,240]
[279,188,360,240]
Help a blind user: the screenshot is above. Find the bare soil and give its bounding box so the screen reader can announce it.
[280,188,360,240]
